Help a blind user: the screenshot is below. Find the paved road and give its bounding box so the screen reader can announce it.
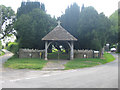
[0,49,13,89]
[0,49,13,64]
[1,53,118,88]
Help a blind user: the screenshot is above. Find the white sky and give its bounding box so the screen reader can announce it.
[0,0,119,17]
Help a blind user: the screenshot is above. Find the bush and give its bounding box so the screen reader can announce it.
[0,51,5,56]
[7,42,19,54]
[0,41,2,50]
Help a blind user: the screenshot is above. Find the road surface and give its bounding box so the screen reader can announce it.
[1,53,118,88]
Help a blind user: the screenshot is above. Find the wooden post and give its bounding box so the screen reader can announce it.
[45,41,48,60]
[70,41,74,60]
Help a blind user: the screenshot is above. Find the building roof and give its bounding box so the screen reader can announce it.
[42,24,77,41]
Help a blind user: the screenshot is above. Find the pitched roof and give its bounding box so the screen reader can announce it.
[42,25,77,41]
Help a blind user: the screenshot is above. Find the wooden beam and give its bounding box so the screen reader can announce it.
[45,41,48,60]
[70,41,74,60]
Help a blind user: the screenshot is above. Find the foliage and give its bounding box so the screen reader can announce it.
[17,1,45,18]
[4,58,47,70]
[0,51,5,56]
[0,5,15,25]
[65,53,115,69]
[7,42,18,54]
[118,9,120,52]
[60,3,80,37]
[0,41,2,50]
[14,1,56,49]
[60,5,111,51]
[108,10,118,45]
[0,5,15,39]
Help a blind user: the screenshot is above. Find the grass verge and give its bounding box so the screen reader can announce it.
[4,56,48,70]
[0,51,5,56]
[64,52,115,70]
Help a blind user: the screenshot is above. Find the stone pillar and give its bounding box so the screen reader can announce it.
[45,41,48,60]
[70,41,74,60]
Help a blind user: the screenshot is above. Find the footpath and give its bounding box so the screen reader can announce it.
[42,60,68,71]
[0,49,13,64]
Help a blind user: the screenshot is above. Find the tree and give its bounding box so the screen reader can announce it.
[60,3,80,37]
[14,1,57,49]
[17,1,45,18]
[0,5,15,39]
[108,10,118,45]
[0,41,2,50]
[59,3,80,50]
[77,7,111,50]
[14,8,56,49]
[81,4,84,11]
[118,9,120,52]
[77,7,99,50]
[60,5,111,51]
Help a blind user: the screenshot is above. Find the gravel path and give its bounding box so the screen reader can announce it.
[42,60,69,70]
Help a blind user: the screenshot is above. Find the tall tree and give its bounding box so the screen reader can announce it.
[108,10,118,45]
[118,9,120,52]
[60,5,111,51]
[60,3,80,37]
[81,4,84,11]
[77,6,99,50]
[77,7,111,50]
[14,8,56,49]
[0,5,15,39]
[0,41,2,50]
[17,1,45,18]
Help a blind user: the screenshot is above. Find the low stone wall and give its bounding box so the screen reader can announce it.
[19,49,100,59]
[74,50,99,58]
[19,49,45,58]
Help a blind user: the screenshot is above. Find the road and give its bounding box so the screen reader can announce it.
[0,49,13,89]
[1,53,118,88]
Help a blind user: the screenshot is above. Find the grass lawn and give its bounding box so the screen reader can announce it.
[4,56,48,70]
[0,51,5,56]
[64,52,115,70]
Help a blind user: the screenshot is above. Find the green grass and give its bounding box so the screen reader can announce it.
[64,53,115,70]
[0,51,5,56]
[4,57,48,70]
[103,52,115,63]
[4,52,115,70]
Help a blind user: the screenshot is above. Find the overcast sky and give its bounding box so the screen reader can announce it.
[0,0,119,17]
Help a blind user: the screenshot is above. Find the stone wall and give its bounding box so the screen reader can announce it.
[74,50,99,58]
[19,49,100,59]
[19,49,45,58]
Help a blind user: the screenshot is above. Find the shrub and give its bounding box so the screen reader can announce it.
[7,42,19,54]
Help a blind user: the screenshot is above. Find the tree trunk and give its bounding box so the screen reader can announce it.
[99,47,104,59]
